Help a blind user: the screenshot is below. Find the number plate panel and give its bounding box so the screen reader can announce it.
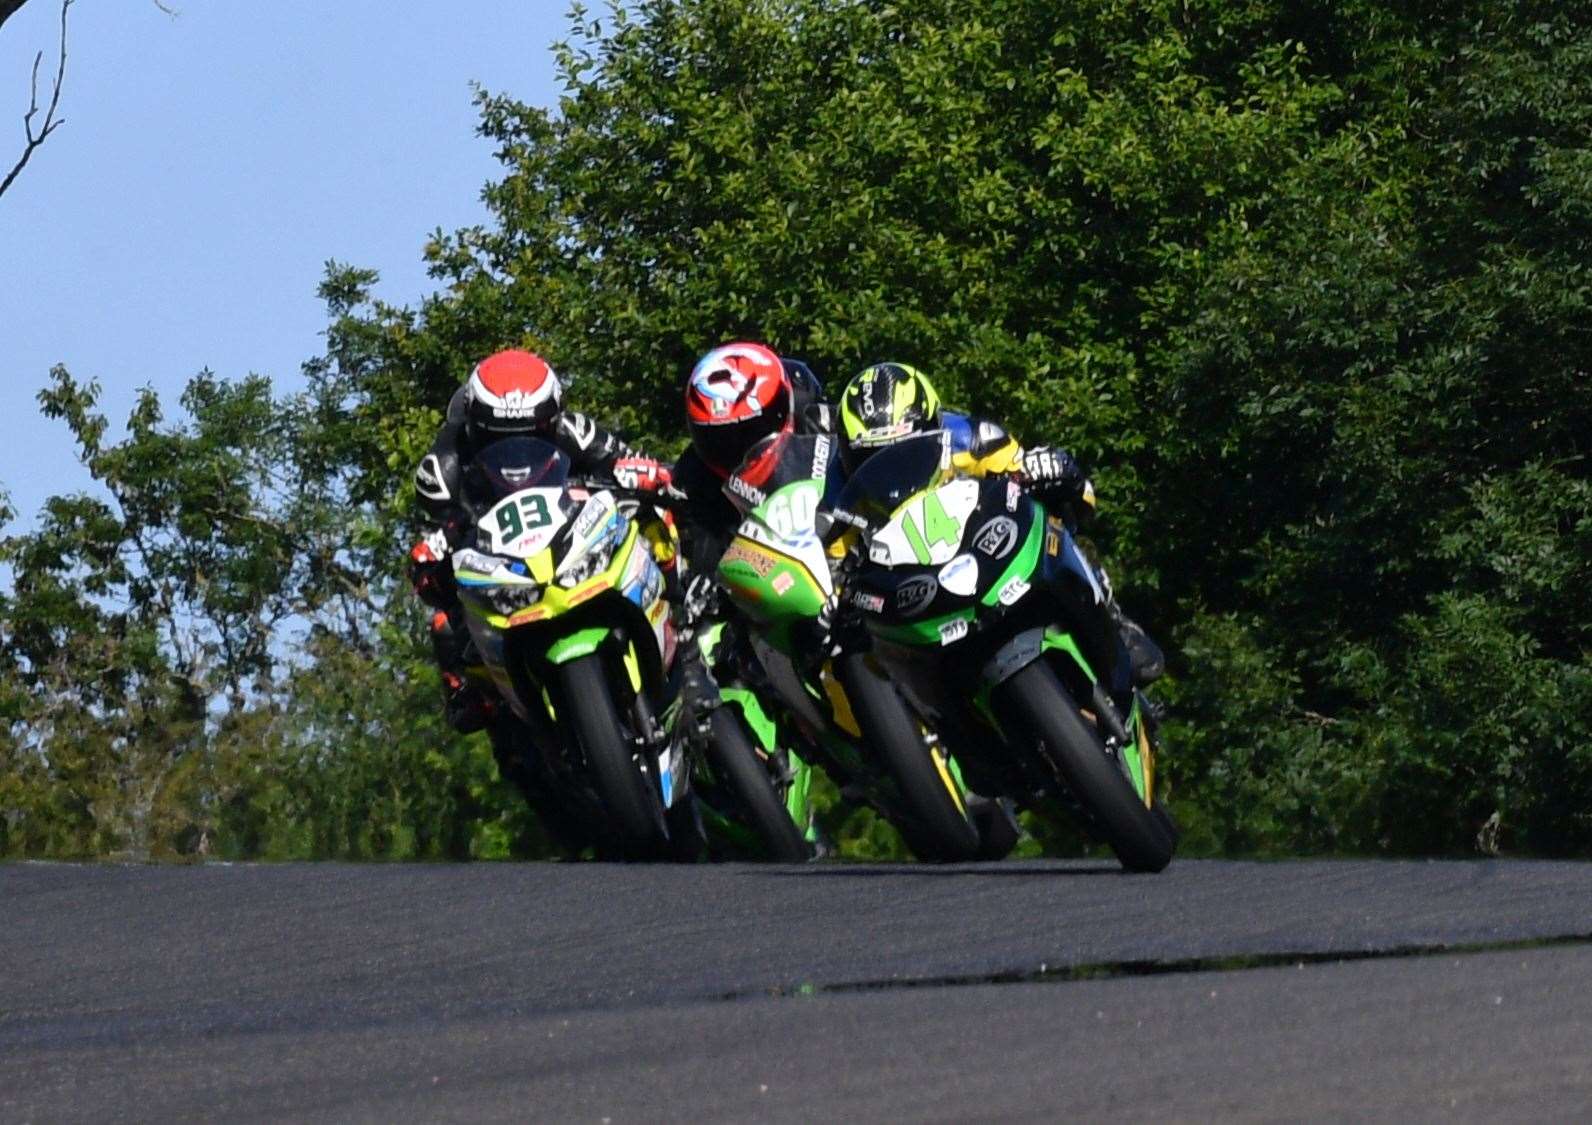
[481,487,568,557]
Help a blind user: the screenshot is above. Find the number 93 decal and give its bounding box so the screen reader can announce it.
[482,487,567,556]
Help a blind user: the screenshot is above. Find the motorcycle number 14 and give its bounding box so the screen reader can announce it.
[482,487,567,557]
[871,480,979,568]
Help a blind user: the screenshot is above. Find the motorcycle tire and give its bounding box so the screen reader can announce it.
[557,654,669,860]
[971,795,1023,861]
[837,653,981,863]
[707,707,811,863]
[997,661,1175,873]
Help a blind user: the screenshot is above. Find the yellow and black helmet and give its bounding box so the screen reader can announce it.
[838,362,942,472]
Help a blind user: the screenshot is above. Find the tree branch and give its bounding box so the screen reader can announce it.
[0,0,69,201]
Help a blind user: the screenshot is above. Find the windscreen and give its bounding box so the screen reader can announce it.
[463,437,572,512]
[833,431,950,523]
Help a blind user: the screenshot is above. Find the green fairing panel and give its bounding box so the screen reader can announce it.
[722,685,814,828]
[697,621,726,661]
[980,518,1046,608]
[545,626,610,665]
[1042,628,1095,682]
[721,686,778,752]
[1120,695,1147,799]
[871,608,976,647]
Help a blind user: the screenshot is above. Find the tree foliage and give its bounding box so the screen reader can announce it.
[5,0,1588,858]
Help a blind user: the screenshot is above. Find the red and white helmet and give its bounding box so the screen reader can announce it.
[464,349,563,443]
[684,342,793,479]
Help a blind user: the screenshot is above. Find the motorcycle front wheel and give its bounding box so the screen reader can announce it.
[837,654,982,863]
[996,660,1174,873]
[557,654,670,860]
[705,707,812,863]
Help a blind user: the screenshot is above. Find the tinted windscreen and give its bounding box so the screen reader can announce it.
[464,437,571,510]
[834,431,949,521]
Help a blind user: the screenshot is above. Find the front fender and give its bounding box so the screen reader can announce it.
[979,626,1096,690]
[545,626,611,666]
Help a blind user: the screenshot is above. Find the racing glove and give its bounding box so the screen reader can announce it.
[612,456,673,494]
[1020,445,1096,514]
[1019,445,1084,492]
[409,529,456,609]
[682,572,721,625]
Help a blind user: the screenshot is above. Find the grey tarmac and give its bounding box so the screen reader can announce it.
[4,859,1591,1120]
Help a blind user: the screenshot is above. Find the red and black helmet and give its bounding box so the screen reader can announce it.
[463,349,563,445]
[684,342,793,479]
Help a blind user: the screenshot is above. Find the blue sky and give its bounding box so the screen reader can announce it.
[1,1,569,530]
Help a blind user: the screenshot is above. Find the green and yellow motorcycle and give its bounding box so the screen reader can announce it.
[452,436,806,861]
[715,431,1019,862]
[832,431,1176,872]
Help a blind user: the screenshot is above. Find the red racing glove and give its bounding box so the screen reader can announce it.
[613,457,673,493]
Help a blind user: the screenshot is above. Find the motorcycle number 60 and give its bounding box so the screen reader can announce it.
[483,488,566,556]
[758,482,820,541]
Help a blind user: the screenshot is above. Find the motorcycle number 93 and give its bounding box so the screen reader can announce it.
[482,487,567,557]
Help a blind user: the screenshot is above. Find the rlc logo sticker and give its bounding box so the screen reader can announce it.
[974,517,1019,559]
[894,575,939,617]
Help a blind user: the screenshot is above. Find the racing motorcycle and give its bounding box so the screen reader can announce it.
[715,430,1019,862]
[451,436,806,861]
[831,431,1176,872]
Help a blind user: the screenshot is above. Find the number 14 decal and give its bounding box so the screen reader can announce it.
[899,491,962,565]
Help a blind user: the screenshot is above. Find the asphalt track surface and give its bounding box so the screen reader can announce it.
[5,859,1592,1121]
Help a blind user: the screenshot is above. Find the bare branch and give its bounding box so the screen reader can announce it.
[0,0,69,201]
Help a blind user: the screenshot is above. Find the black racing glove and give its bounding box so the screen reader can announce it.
[1019,445,1085,494]
[682,572,720,626]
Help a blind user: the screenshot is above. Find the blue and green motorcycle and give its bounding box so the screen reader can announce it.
[832,431,1176,872]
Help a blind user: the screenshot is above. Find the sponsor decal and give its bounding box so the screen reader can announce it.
[974,516,1019,559]
[937,553,980,597]
[453,549,508,576]
[850,590,885,613]
[1045,516,1064,557]
[1006,480,1022,512]
[490,387,551,419]
[720,541,778,578]
[855,421,915,447]
[416,454,450,501]
[811,435,832,479]
[771,572,796,597]
[572,493,615,542]
[868,541,893,565]
[894,575,939,617]
[725,473,766,508]
[938,617,969,646]
[996,576,1030,606]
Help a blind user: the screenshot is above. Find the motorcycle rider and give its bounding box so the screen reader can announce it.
[834,361,1164,686]
[408,348,676,732]
[671,341,832,582]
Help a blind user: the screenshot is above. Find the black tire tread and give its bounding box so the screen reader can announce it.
[838,654,981,862]
[557,655,666,858]
[707,707,810,863]
[998,661,1174,873]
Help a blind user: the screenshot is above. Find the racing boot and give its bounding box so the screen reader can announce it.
[429,608,496,733]
[1109,603,1165,687]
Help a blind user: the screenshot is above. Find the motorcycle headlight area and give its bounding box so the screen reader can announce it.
[482,582,543,615]
[557,527,622,587]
